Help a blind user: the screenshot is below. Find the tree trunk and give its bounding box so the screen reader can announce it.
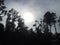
[54,23,57,34]
[50,25,51,33]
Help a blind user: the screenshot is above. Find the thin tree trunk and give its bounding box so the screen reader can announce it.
[46,24,49,32]
[54,23,57,34]
[50,25,51,33]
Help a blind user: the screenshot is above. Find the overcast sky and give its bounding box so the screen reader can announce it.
[1,0,60,33]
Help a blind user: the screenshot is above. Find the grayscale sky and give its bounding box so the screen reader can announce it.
[1,0,60,33]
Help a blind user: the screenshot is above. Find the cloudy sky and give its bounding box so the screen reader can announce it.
[1,0,60,33]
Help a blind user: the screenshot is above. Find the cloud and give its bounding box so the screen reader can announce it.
[4,0,60,32]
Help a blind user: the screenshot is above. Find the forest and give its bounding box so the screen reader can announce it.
[0,0,60,45]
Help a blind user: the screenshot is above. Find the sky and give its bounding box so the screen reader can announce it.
[1,0,60,33]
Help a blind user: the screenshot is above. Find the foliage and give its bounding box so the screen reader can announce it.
[43,11,57,34]
[0,0,7,21]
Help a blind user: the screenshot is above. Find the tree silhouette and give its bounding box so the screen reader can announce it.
[0,23,4,32]
[0,0,6,32]
[0,0,7,21]
[5,8,19,32]
[33,20,43,36]
[43,11,57,34]
[43,11,51,33]
[16,17,23,32]
[16,16,28,35]
[51,12,57,34]
[58,16,60,26]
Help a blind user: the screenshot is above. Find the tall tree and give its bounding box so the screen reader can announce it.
[43,11,57,34]
[51,12,57,34]
[6,8,19,32]
[43,11,51,32]
[0,0,6,32]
